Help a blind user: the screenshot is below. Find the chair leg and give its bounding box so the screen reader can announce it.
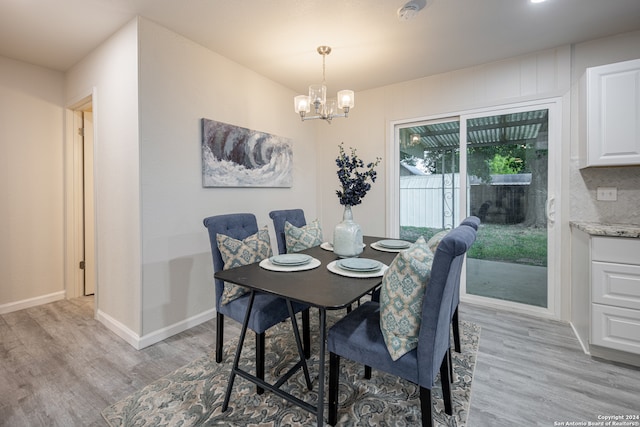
[216,312,224,363]
[419,386,433,427]
[371,286,381,302]
[364,365,371,379]
[302,308,311,359]
[328,352,340,426]
[448,346,453,382]
[256,332,265,395]
[452,306,461,353]
[440,350,453,416]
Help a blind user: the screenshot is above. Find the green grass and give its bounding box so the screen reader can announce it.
[400,223,547,267]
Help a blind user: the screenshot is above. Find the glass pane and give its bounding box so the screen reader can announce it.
[398,119,461,243]
[465,109,549,308]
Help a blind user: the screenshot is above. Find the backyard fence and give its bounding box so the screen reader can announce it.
[400,173,531,229]
[400,173,462,230]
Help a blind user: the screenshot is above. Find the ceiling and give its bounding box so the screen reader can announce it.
[2,0,640,95]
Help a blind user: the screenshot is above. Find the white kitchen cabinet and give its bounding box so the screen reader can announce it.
[580,58,640,167]
[571,224,640,366]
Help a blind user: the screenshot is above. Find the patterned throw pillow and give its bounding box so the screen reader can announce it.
[379,236,434,361]
[284,219,323,253]
[216,227,273,305]
[427,229,449,253]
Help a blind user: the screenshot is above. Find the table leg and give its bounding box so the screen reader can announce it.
[317,308,327,427]
[222,290,255,412]
[286,300,312,390]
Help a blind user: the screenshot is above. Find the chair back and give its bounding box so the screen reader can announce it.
[268,209,306,254]
[417,224,476,388]
[203,213,259,309]
[460,215,480,230]
[450,216,480,316]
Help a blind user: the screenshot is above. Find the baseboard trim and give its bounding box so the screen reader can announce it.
[138,309,216,350]
[96,308,216,350]
[96,309,142,349]
[0,291,66,315]
[569,321,590,355]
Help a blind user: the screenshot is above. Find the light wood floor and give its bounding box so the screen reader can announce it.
[1,296,639,426]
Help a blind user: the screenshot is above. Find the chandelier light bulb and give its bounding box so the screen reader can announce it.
[337,90,355,109]
[294,95,310,115]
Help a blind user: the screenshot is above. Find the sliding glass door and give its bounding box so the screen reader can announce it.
[464,109,549,308]
[393,100,559,313]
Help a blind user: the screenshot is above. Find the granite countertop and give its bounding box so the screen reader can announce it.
[570,221,640,238]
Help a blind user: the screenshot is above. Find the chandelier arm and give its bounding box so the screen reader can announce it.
[300,112,348,122]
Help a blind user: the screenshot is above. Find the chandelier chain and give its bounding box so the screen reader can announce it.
[322,54,326,85]
[317,45,331,85]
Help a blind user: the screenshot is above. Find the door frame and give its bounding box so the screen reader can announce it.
[64,89,98,305]
[387,97,564,320]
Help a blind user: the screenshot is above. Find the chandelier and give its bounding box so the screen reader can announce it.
[294,46,354,123]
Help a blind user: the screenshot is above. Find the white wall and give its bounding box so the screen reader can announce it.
[65,19,142,340]
[0,56,65,313]
[137,19,317,337]
[569,30,640,225]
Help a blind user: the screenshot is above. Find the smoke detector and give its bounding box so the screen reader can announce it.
[397,0,427,21]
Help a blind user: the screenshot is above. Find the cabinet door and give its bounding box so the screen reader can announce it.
[592,304,640,354]
[584,58,640,167]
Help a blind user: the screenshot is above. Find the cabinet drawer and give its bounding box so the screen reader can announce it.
[591,304,640,354]
[592,261,640,310]
[592,237,640,264]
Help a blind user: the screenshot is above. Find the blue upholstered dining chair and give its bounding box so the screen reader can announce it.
[451,216,480,353]
[327,223,477,427]
[203,213,311,394]
[268,208,307,255]
[268,208,312,357]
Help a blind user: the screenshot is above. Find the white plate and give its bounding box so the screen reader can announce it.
[320,242,334,251]
[327,260,388,278]
[270,254,312,266]
[336,258,381,272]
[320,241,367,252]
[371,242,408,253]
[260,258,321,272]
[377,239,411,249]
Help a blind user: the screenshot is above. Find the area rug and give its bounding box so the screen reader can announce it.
[102,314,480,426]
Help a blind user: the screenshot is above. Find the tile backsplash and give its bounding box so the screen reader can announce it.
[570,160,640,225]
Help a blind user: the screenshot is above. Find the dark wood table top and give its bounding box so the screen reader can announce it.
[214,236,399,310]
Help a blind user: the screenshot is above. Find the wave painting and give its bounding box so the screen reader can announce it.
[202,119,293,187]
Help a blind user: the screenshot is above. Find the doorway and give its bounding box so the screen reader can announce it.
[391,99,561,317]
[67,96,96,298]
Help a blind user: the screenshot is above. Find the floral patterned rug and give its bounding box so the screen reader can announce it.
[102,313,480,427]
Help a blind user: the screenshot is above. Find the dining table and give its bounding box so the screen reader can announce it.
[213,235,403,427]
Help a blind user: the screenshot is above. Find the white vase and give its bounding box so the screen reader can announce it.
[333,205,363,258]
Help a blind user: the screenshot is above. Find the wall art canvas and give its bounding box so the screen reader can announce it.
[202,119,293,187]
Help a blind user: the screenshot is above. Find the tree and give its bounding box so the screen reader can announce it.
[489,153,524,175]
[521,135,548,228]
